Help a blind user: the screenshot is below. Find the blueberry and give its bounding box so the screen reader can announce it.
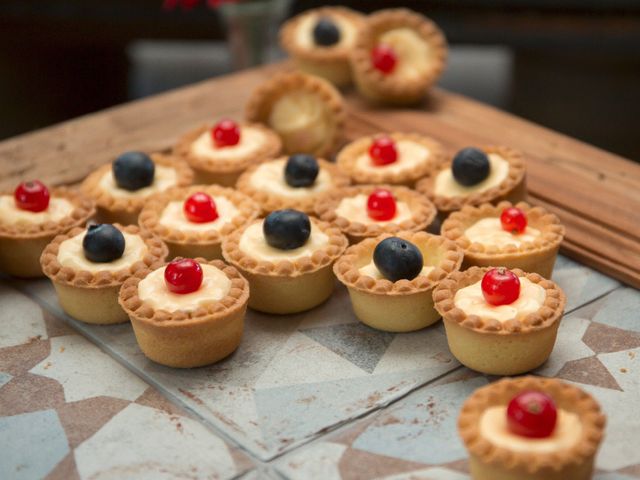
[313,17,340,46]
[451,147,490,186]
[263,209,311,250]
[284,154,319,188]
[112,151,155,191]
[373,237,423,282]
[82,224,125,263]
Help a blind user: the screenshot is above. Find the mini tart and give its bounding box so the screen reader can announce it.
[415,145,527,220]
[222,218,348,314]
[81,153,194,225]
[245,71,345,158]
[0,188,95,278]
[314,185,437,244]
[350,8,447,105]
[279,7,366,87]
[334,231,463,332]
[441,201,565,278]
[40,224,168,325]
[336,132,444,186]
[173,123,282,186]
[433,267,566,375]
[138,185,260,261]
[458,376,606,480]
[119,258,249,368]
[235,156,351,215]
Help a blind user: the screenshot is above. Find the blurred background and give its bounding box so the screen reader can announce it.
[1,0,639,160]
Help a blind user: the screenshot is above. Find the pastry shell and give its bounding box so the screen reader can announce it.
[0,187,95,278]
[415,145,527,219]
[314,184,437,244]
[40,224,168,325]
[81,153,194,225]
[458,376,605,480]
[279,6,366,87]
[235,156,351,215]
[138,185,260,261]
[441,201,565,278]
[222,218,348,314]
[350,8,447,105]
[336,132,445,186]
[334,231,463,332]
[433,266,566,375]
[245,71,346,158]
[173,123,282,186]
[119,258,249,368]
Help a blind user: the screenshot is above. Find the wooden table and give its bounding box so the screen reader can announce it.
[1,63,639,287]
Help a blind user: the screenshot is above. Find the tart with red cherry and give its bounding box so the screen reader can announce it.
[174,119,282,187]
[458,376,605,480]
[433,266,566,375]
[441,201,565,278]
[139,185,260,261]
[119,257,249,368]
[314,185,436,244]
[0,180,95,278]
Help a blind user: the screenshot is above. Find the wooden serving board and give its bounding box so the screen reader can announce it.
[1,63,638,287]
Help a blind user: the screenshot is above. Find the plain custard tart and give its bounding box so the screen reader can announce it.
[441,201,565,278]
[433,266,566,375]
[336,132,444,186]
[334,231,463,332]
[280,6,366,87]
[41,224,168,325]
[173,121,282,186]
[458,376,605,480]
[314,185,437,244]
[138,185,260,261]
[0,184,95,278]
[245,71,346,158]
[81,152,193,225]
[235,155,350,215]
[222,214,348,314]
[350,8,447,105]
[119,258,249,368]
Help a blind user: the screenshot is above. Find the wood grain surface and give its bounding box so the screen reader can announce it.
[1,63,638,287]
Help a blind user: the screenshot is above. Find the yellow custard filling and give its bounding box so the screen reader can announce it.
[99,166,178,199]
[190,126,267,161]
[239,221,329,262]
[434,154,509,198]
[249,159,332,198]
[335,194,413,225]
[464,217,540,248]
[355,140,430,175]
[379,28,431,80]
[159,197,239,233]
[0,196,74,226]
[359,260,434,280]
[295,13,358,50]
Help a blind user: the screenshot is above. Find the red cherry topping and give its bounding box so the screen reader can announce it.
[481,267,520,306]
[183,192,219,223]
[164,258,203,294]
[371,44,397,74]
[367,188,397,221]
[211,119,240,148]
[501,207,528,234]
[369,136,398,166]
[14,180,50,212]
[507,391,558,438]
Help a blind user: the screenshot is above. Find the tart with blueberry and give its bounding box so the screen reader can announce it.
[139,185,260,261]
[222,209,348,314]
[0,181,95,278]
[334,231,463,332]
[245,72,345,157]
[458,376,605,480]
[81,151,193,225]
[314,185,436,244]
[337,132,444,186]
[40,223,168,325]
[441,202,565,278]
[119,257,249,368]
[173,119,282,186]
[235,154,350,215]
[280,7,365,87]
[433,266,566,375]
[416,146,527,219]
[350,8,447,105]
